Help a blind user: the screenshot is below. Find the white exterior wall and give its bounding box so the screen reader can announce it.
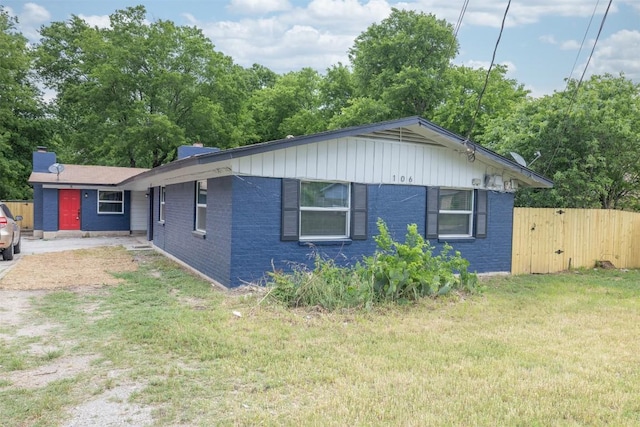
[232,137,512,190]
[130,191,148,232]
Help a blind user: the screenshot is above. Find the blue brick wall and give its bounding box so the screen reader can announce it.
[228,179,428,287]
[33,151,57,173]
[229,176,284,285]
[155,179,232,286]
[432,191,514,273]
[227,179,513,287]
[81,190,131,231]
[42,188,58,231]
[156,176,515,288]
[206,176,233,284]
[33,184,44,230]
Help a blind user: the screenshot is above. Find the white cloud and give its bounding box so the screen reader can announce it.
[412,0,624,29]
[462,59,516,74]
[188,1,394,73]
[20,2,50,24]
[464,59,490,69]
[6,2,51,41]
[587,29,640,81]
[560,39,583,50]
[539,34,557,45]
[619,0,640,13]
[227,0,292,15]
[77,14,111,29]
[307,0,390,21]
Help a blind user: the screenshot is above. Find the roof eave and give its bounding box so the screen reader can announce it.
[118,116,553,189]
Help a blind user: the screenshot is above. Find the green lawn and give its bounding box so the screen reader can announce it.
[2,250,640,426]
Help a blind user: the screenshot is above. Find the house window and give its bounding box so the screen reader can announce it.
[195,180,207,232]
[438,189,474,237]
[97,190,124,214]
[300,181,350,240]
[159,186,166,222]
[282,179,368,242]
[426,187,487,239]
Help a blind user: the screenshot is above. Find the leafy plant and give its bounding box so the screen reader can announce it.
[364,219,478,301]
[268,219,479,309]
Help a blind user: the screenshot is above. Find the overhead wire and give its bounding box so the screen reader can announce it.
[566,0,601,87]
[454,0,471,38]
[574,0,613,94]
[543,0,613,175]
[463,0,512,162]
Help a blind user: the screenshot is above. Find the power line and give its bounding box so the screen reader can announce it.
[464,0,511,159]
[543,0,613,175]
[575,0,613,92]
[454,0,470,38]
[566,0,601,85]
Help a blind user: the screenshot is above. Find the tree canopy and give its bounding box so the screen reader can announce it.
[0,9,49,199]
[1,4,638,211]
[35,6,252,168]
[481,74,640,209]
[349,8,458,119]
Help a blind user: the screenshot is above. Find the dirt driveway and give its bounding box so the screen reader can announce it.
[0,235,148,282]
[0,236,156,426]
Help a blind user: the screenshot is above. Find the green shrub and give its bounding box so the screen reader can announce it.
[267,219,479,310]
[364,219,479,301]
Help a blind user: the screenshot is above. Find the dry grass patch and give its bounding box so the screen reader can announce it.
[0,247,137,290]
[3,250,640,426]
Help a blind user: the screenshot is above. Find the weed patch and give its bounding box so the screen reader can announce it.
[268,219,480,309]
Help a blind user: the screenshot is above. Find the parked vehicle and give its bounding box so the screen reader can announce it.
[0,203,22,261]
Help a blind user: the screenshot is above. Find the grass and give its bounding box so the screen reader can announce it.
[2,251,640,426]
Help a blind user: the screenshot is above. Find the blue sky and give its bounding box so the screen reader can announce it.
[4,0,640,97]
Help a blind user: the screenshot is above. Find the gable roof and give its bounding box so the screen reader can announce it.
[29,164,148,186]
[120,116,553,191]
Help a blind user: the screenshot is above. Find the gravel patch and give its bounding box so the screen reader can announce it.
[6,354,97,389]
[63,382,153,427]
[0,239,158,425]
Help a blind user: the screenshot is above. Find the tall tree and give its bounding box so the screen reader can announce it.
[482,74,640,209]
[248,68,326,141]
[0,8,49,199]
[348,8,458,119]
[35,6,251,168]
[319,63,355,124]
[432,64,529,140]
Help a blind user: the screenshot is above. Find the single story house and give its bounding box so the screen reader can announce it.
[29,148,148,239]
[30,116,552,287]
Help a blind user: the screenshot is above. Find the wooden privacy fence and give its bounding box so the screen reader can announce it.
[2,201,34,231]
[512,208,640,274]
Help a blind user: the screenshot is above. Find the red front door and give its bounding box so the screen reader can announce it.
[59,189,81,230]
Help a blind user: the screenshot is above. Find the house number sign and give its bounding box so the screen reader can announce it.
[392,175,413,183]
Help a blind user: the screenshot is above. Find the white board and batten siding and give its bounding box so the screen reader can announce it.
[130,191,148,232]
[232,137,502,189]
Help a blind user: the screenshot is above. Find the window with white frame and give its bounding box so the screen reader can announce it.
[97,190,124,214]
[438,189,473,237]
[300,181,350,239]
[195,180,207,232]
[159,186,166,222]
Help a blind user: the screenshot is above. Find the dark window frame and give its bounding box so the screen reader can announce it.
[281,179,367,242]
[426,187,488,240]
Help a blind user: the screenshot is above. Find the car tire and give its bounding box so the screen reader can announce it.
[3,242,14,261]
[14,236,21,254]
